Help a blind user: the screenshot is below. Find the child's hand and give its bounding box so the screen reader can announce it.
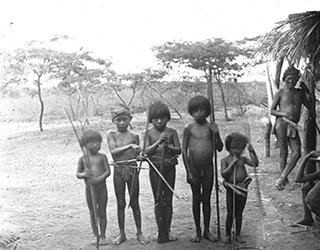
[187,172,196,186]
[88,177,99,185]
[231,155,239,165]
[159,132,169,146]
[285,112,294,121]
[210,122,219,134]
[131,144,142,154]
[247,144,254,152]
[84,169,92,178]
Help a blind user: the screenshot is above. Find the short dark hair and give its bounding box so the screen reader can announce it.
[282,65,301,81]
[81,130,102,146]
[225,132,248,152]
[188,96,211,117]
[148,101,171,123]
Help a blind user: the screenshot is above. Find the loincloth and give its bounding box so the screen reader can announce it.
[114,162,137,182]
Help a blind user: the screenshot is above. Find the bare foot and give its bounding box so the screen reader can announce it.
[234,235,246,243]
[295,218,314,226]
[275,178,285,190]
[203,231,219,242]
[190,232,201,243]
[137,233,149,244]
[169,232,178,241]
[99,238,108,246]
[91,237,99,246]
[222,235,231,244]
[113,234,127,245]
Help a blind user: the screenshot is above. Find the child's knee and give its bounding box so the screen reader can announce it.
[117,199,126,210]
[130,199,140,210]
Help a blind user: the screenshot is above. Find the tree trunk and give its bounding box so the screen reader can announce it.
[234,79,244,114]
[36,78,44,132]
[68,94,76,120]
[303,70,317,174]
[265,57,284,157]
[217,81,229,121]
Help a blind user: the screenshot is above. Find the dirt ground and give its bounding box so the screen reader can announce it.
[1,108,320,250]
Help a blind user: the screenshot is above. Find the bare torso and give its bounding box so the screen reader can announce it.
[274,88,304,123]
[108,130,138,162]
[147,126,179,159]
[187,122,213,167]
[222,155,248,184]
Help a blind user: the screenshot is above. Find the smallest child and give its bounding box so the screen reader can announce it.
[76,130,111,246]
[221,132,259,244]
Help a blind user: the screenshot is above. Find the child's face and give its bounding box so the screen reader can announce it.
[85,140,101,154]
[229,145,245,157]
[113,114,132,132]
[151,116,168,131]
[191,106,207,123]
[284,75,299,89]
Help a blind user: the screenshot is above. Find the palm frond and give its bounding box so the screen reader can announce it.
[256,11,320,66]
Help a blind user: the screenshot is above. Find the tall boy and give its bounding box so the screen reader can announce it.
[270,65,310,190]
[144,101,181,242]
[106,103,148,245]
[77,130,111,246]
[182,96,223,243]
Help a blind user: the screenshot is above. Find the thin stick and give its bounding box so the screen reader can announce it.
[128,114,149,208]
[64,107,100,250]
[146,158,180,200]
[209,95,220,237]
[232,162,236,247]
[245,122,266,249]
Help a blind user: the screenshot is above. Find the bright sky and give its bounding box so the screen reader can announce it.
[0,0,319,74]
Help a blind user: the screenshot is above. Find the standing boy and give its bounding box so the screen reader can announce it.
[106,103,148,245]
[271,65,310,190]
[144,101,181,242]
[221,132,259,244]
[77,130,111,246]
[182,96,223,243]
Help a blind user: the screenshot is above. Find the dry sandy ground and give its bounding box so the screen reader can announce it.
[1,110,320,250]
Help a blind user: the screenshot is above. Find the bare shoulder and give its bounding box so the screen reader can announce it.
[166,126,178,134]
[106,129,116,137]
[184,122,194,131]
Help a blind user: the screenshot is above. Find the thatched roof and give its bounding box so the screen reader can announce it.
[257,11,320,67]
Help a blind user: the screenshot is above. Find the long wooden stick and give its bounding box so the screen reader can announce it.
[146,158,180,200]
[245,122,266,249]
[64,107,100,249]
[209,93,220,237]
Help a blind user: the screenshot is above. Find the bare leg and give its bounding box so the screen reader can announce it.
[295,182,314,225]
[223,188,233,244]
[276,133,301,188]
[235,194,247,243]
[202,168,219,242]
[191,184,202,242]
[113,171,127,245]
[97,185,108,245]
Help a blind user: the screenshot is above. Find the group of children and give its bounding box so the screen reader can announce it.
[75,65,320,247]
[76,96,259,246]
